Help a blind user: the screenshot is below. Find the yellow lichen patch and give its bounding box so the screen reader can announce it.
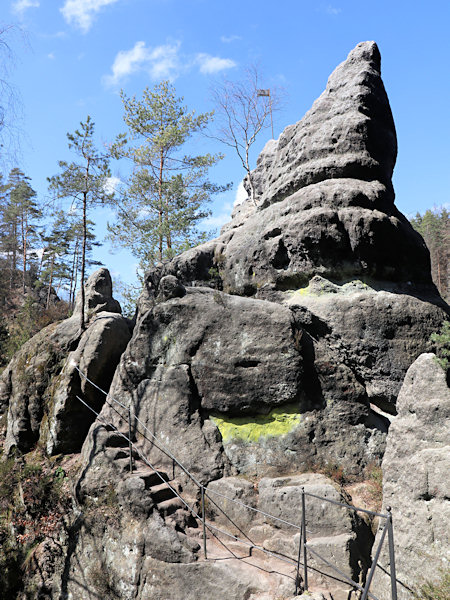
[211,404,302,443]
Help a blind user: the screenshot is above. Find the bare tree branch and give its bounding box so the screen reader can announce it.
[208,65,283,206]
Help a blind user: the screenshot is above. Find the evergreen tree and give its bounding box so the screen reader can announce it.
[38,211,101,309]
[0,169,42,293]
[109,81,229,272]
[411,207,449,301]
[48,116,112,330]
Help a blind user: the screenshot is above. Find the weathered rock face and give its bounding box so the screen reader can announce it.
[0,268,131,456]
[373,354,450,599]
[6,42,449,600]
[116,40,448,481]
[73,267,121,318]
[164,42,432,294]
[207,473,373,599]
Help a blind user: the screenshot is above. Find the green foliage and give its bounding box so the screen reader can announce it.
[0,168,42,293]
[112,275,141,319]
[430,320,450,371]
[0,295,70,365]
[410,207,449,301]
[48,115,112,329]
[108,80,229,273]
[413,569,450,600]
[0,454,69,598]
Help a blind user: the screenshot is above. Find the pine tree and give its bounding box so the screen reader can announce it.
[0,169,42,293]
[38,211,102,309]
[48,116,112,330]
[411,207,449,301]
[108,81,229,272]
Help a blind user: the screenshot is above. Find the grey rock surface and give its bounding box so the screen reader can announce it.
[1,269,130,455]
[7,41,449,600]
[79,286,303,496]
[373,353,450,599]
[43,311,131,454]
[73,267,121,320]
[157,42,434,295]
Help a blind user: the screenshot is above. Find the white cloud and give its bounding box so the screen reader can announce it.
[201,211,231,229]
[103,41,182,86]
[234,181,248,206]
[196,53,236,75]
[104,42,235,86]
[40,31,66,39]
[200,202,233,230]
[12,0,39,16]
[60,0,119,33]
[220,34,242,44]
[47,52,55,60]
[103,176,121,194]
[325,5,341,15]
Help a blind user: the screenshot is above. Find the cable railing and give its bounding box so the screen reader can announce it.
[75,366,398,600]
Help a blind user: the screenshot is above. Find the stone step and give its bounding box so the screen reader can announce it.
[150,481,177,503]
[103,431,131,448]
[157,496,184,516]
[105,447,140,462]
[132,469,170,488]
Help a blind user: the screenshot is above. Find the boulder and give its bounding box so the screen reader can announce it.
[1,269,131,456]
[372,354,450,599]
[73,267,121,320]
[43,310,132,454]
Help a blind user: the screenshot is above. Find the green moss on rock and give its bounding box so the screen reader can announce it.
[211,403,301,443]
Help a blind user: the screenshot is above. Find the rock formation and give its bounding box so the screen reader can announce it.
[79,40,447,489]
[66,40,447,599]
[0,41,448,600]
[373,353,450,599]
[0,268,132,455]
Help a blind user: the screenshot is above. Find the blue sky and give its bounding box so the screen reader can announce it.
[3,0,450,288]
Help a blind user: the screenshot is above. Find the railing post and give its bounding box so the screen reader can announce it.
[361,519,388,600]
[301,487,308,591]
[128,407,133,473]
[295,521,303,595]
[201,486,207,559]
[386,507,398,600]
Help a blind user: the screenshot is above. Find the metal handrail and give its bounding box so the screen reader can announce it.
[304,490,389,519]
[306,543,379,600]
[75,366,397,599]
[75,365,202,487]
[205,485,312,533]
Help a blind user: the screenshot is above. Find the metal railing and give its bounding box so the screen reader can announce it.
[75,366,398,600]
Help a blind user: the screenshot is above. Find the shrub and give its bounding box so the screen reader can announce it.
[364,462,383,509]
[413,569,450,600]
[430,320,450,371]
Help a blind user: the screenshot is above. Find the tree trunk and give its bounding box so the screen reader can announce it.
[21,212,27,295]
[80,192,87,331]
[158,151,164,260]
[46,254,54,310]
[245,145,257,206]
[69,238,79,308]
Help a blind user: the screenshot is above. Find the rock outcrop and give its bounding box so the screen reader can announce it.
[0,268,131,455]
[101,40,448,481]
[62,41,449,600]
[373,353,450,599]
[1,41,449,600]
